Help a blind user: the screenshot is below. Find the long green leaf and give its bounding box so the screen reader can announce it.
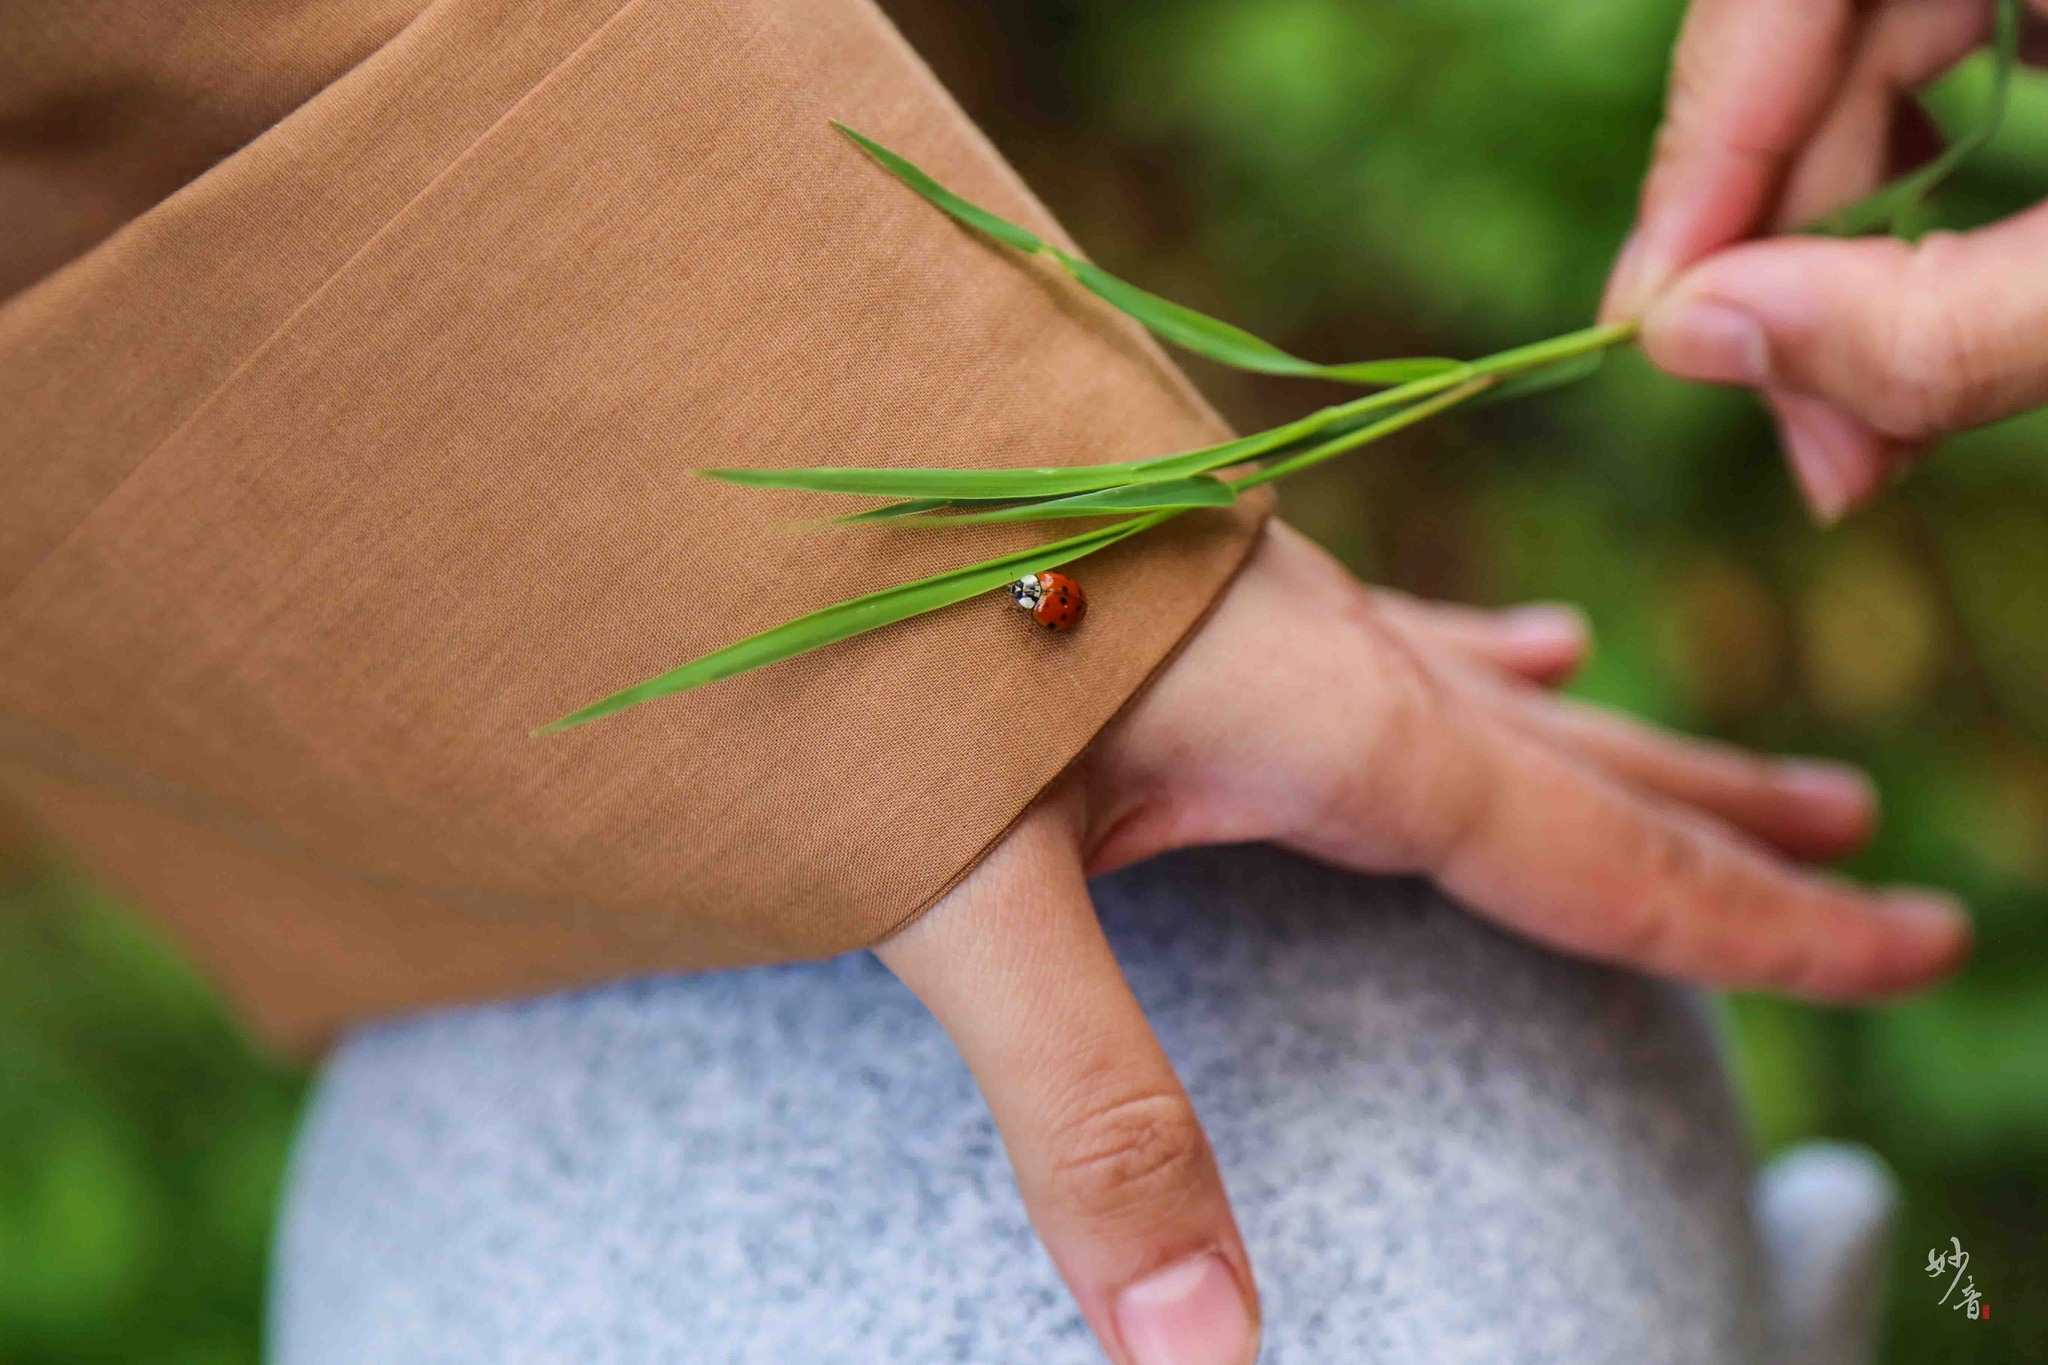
[707,461,1142,499]
[1231,376,1495,491]
[835,122,1461,387]
[1812,0,2019,236]
[832,122,1048,254]
[535,514,1166,733]
[707,378,1466,501]
[881,476,1235,527]
[706,322,1633,503]
[705,420,1330,500]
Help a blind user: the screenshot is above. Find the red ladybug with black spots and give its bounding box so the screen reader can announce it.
[1008,572,1087,632]
[1030,572,1085,631]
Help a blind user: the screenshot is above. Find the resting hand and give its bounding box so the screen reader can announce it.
[877,523,1968,1365]
[1603,0,2048,520]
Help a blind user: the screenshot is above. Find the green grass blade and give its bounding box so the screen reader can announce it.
[709,323,1633,503]
[703,421,1335,501]
[1811,0,2018,237]
[1054,257,1459,384]
[880,476,1234,527]
[1476,350,1604,405]
[704,463,1142,498]
[835,122,1460,387]
[709,377,1470,502]
[1231,376,1495,492]
[834,122,1046,253]
[832,498,958,524]
[535,514,1167,733]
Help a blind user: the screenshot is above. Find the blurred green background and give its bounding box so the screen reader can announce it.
[3,2,2042,1360]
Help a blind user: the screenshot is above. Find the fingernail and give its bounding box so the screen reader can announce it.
[1600,230,1652,320]
[1115,1253,1256,1365]
[1776,396,1896,525]
[1776,404,1855,524]
[1500,603,1590,654]
[1777,760,1876,817]
[1881,890,1971,945]
[1642,297,1771,386]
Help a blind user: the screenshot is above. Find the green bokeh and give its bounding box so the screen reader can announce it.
[3,2,2043,1360]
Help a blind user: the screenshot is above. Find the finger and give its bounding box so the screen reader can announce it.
[1409,717,1971,1000]
[877,795,1259,1365]
[1291,680,1969,999]
[1640,200,2048,466]
[1464,668,1879,862]
[1771,0,1988,230]
[1602,0,1857,318]
[1385,597,1873,859]
[1764,388,1919,524]
[1372,591,1590,687]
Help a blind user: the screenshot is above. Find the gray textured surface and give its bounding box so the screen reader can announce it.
[271,844,1789,1363]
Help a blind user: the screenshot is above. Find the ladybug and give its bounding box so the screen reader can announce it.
[1010,571,1086,632]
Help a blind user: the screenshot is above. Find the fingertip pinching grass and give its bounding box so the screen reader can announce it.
[538,4,2018,735]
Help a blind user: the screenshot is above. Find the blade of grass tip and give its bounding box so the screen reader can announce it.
[832,121,1047,253]
[879,475,1235,527]
[535,513,1170,733]
[834,121,1462,388]
[833,498,960,524]
[1810,0,2018,237]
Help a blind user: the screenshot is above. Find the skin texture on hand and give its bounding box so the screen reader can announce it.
[1601,0,2048,521]
[877,522,1969,1365]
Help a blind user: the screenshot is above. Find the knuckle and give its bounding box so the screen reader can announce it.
[1634,826,1843,992]
[1643,817,1709,891]
[1656,22,1805,170]
[1781,904,1883,1000]
[1883,233,1994,436]
[1611,820,1726,968]
[1768,930,1836,997]
[1659,43,1736,151]
[1716,749,1785,801]
[1709,871,1806,985]
[1047,1088,1212,1226]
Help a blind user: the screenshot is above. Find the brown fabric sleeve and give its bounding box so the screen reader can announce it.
[0,0,1270,1052]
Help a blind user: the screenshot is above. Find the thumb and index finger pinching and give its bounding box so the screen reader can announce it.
[1603,0,2048,521]
[1632,211,2048,516]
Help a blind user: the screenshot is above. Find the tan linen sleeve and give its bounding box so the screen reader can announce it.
[0,0,1269,1052]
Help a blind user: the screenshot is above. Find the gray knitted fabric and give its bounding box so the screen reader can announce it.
[271,844,1887,1363]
